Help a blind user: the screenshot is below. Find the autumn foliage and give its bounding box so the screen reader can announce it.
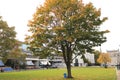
[26,0,109,78]
[97,53,111,68]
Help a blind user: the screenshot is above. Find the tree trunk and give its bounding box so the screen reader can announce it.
[66,61,73,78]
[66,42,73,78]
[61,41,73,78]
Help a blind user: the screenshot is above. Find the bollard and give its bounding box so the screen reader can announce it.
[63,73,67,78]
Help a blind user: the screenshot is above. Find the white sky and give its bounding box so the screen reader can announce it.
[0,0,120,52]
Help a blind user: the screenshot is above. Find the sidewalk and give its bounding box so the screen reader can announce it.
[117,70,120,80]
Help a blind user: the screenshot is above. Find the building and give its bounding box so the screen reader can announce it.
[72,52,95,67]
[107,50,120,66]
[21,44,40,69]
[21,44,96,68]
[48,56,66,68]
[21,44,66,68]
[72,54,84,66]
[84,53,95,64]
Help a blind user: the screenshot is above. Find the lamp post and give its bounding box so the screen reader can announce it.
[117,45,120,69]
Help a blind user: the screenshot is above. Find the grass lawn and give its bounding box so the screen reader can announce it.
[0,67,116,80]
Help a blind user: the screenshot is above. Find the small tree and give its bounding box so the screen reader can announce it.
[7,41,26,69]
[97,53,111,68]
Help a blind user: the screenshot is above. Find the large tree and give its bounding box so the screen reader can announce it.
[0,16,17,62]
[26,0,109,78]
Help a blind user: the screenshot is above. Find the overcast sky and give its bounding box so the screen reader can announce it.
[0,0,120,52]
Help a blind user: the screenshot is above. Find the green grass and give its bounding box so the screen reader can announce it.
[0,67,116,80]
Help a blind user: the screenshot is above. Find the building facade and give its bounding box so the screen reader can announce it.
[107,50,120,66]
[72,52,95,67]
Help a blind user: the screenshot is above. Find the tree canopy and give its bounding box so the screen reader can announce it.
[0,16,17,62]
[26,0,109,78]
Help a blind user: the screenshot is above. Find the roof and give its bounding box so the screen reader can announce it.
[26,58,39,61]
[0,60,4,66]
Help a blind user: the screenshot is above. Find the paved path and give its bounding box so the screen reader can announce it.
[117,70,120,80]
